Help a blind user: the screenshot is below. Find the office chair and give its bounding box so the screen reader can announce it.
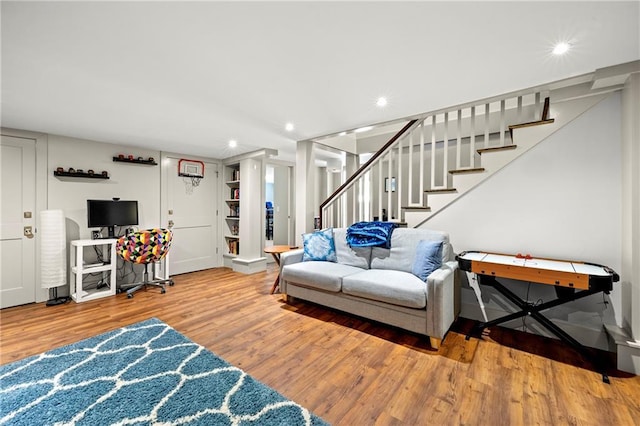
[116,228,174,298]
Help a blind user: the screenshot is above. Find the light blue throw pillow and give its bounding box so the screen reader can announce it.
[302,228,337,262]
[411,240,443,281]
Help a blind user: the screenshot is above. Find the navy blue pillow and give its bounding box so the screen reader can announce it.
[411,240,443,281]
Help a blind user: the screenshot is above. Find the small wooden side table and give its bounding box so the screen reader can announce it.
[264,245,298,294]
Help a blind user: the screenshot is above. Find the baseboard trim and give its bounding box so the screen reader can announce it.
[232,257,267,274]
[604,324,640,375]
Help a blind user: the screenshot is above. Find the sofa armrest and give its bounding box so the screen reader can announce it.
[280,249,304,268]
[425,261,459,340]
[279,249,304,294]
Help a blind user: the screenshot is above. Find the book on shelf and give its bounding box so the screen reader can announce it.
[230,188,239,199]
[228,239,239,255]
[231,169,240,181]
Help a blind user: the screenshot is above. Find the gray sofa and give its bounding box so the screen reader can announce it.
[279,227,460,348]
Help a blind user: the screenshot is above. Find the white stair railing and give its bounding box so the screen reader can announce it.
[319,89,549,229]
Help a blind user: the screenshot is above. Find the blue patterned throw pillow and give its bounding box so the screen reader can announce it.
[302,228,337,262]
[412,239,443,281]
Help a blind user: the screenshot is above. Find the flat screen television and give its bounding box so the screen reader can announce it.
[87,199,139,238]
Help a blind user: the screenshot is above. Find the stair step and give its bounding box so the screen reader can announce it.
[508,118,555,131]
[477,145,518,155]
[508,119,555,139]
[425,188,457,194]
[448,167,485,175]
[401,206,431,211]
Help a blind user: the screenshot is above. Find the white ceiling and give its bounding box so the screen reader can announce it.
[2,1,639,162]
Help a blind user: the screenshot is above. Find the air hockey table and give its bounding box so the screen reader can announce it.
[457,250,619,383]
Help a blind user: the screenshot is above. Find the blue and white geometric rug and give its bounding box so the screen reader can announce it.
[0,318,328,425]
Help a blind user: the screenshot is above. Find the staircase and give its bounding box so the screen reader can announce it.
[318,83,614,229]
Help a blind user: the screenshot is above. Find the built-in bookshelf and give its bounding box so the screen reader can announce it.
[224,163,241,261]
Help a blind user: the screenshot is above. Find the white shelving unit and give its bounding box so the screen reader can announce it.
[70,239,117,303]
[224,163,240,267]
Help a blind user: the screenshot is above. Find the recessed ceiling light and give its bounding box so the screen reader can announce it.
[376,97,388,107]
[285,123,294,132]
[228,140,237,148]
[339,131,347,136]
[552,42,570,55]
[354,126,373,133]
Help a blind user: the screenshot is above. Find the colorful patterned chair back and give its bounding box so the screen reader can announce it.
[116,228,173,265]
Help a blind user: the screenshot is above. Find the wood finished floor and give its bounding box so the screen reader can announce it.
[1,266,639,425]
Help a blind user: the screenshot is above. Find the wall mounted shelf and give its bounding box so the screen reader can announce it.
[54,171,109,180]
[113,157,158,165]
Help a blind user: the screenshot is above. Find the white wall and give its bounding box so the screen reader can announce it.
[621,73,640,341]
[47,134,161,241]
[425,93,622,349]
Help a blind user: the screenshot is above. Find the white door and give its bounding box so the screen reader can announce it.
[0,136,36,308]
[164,157,219,275]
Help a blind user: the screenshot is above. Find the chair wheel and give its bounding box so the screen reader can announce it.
[161,288,166,294]
[169,280,174,286]
[127,293,133,299]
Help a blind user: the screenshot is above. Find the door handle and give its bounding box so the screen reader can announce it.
[24,226,34,239]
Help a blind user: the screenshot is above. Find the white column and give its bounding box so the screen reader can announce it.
[344,152,358,226]
[622,72,640,343]
[295,140,316,245]
[233,157,267,274]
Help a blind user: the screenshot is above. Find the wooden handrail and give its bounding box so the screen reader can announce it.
[318,119,418,228]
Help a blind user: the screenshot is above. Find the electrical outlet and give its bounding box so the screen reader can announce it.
[92,230,100,239]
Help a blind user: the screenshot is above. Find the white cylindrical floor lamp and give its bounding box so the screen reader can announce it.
[40,209,69,306]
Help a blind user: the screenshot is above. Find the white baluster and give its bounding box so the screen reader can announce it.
[408,129,414,205]
[500,99,506,146]
[517,95,523,123]
[456,109,462,169]
[443,112,449,187]
[396,135,402,221]
[470,106,476,168]
[484,103,490,148]
[430,115,437,189]
[419,120,425,202]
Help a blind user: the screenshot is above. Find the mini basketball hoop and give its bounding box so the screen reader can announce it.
[178,159,204,194]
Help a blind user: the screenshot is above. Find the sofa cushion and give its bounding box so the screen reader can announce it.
[302,228,337,262]
[371,228,449,273]
[282,261,363,292]
[342,269,427,309]
[333,228,371,269]
[412,240,443,281]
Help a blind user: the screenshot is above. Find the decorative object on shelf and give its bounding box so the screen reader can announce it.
[178,158,205,195]
[112,156,158,165]
[54,169,109,179]
[40,210,70,306]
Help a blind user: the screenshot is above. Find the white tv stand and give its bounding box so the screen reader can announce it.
[70,239,117,303]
